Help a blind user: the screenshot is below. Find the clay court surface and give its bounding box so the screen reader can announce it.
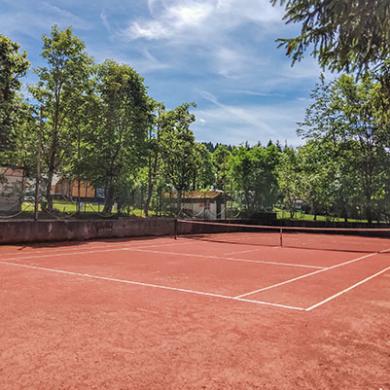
[1,232,390,389]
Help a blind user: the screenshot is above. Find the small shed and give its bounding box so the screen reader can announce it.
[166,190,228,219]
[0,167,25,212]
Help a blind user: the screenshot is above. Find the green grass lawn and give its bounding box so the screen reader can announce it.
[22,200,114,214]
[275,209,368,223]
[21,201,162,217]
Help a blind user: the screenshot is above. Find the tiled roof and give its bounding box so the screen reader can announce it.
[163,191,226,200]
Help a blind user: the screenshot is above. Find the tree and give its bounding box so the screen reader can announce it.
[143,99,165,217]
[192,143,215,190]
[212,144,232,191]
[297,141,335,220]
[229,144,280,214]
[0,35,29,154]
[159,103,198,213]
[87,60,150,214]
[299,74,389,223]
[272,0,390,76]
[30,25,93,211]
[276,147,301,218]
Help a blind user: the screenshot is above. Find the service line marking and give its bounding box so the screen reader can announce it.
[223,248,273,256]
[235,249,390,299]
[0,260,305,311]
[305,265,390,311]
[129,248,325,270]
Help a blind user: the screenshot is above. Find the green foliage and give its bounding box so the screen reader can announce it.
[86,60,151,213]
[2,25,390,223]
[0,35,29,153]
[229,143,280,214]
[159,103,198,198]
[276,147,301,218]
[212,144,232,191]
[29,25,94,210]
[299,74,390,222]
[272,0,390,76]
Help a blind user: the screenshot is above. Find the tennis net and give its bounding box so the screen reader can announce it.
[176,219,390,253]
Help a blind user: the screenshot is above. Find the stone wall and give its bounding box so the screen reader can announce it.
[0,217,175,244]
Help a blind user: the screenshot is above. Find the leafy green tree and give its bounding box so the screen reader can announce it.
[30,25,94,211]
[297,141,335,220]
[0,35,29,154]
[276,147,301,218]
[192,143,215,190]
[87,60,150,214]
[143,99,165,216]
[159,103,198,213]
[230,144,280,214]
[300,74,389,223]
[212,144,232,191]
[272,0,390,76]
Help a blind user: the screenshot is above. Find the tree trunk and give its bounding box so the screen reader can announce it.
[103,179,115,214]
[176,190,183,216]
[144,152,158,217]
[45,170,54,211]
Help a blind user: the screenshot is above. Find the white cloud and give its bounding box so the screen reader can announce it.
[194,90,306,145]
[0,0,91,39]
[100,10,111,33]
[88,47,170,73]
[123,0,281,41]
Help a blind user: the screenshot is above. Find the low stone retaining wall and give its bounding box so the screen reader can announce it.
[0,217,176,244]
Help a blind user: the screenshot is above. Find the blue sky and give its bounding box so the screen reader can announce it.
[0,0,325,145]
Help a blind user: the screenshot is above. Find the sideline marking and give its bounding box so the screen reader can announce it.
[130,248,325,270]
[235,250,389,299]
[305,265,390,311]
[0,260,305,311]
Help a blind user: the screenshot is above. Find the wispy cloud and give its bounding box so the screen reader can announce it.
[0,0,91,39]
[0,0,323,145]
[100,9,112,33]
[123,0,282,42]
[194,93,306,145]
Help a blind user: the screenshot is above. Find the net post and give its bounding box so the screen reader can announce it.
[279,227,283,247]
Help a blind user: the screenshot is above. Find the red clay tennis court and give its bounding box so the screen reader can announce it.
[1,222,390,388]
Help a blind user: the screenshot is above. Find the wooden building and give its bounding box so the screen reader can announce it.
[53,178,96,200]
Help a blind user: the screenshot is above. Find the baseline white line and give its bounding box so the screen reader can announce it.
[0,239,183,260]
[0,241,189,263]
[235,250,389,299]
[0,260,305,311]
[305,265,390,311]
[130,248,324,270]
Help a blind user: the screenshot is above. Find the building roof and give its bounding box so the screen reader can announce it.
[0,166,24,177]
[164,190,228,200]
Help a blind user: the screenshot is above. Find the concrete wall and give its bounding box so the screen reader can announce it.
[0,218,176,244]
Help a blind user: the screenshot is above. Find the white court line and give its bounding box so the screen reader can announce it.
[130,248,324,270]
[0,260,305,311]
[223,248,275,256]
[235,250,389,299]
[0,241,189,263]
[305,265,390,311]
[0,239,182,259]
